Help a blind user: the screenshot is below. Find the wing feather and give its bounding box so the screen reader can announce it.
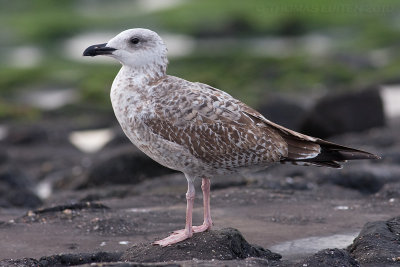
[142,79,287,169]
[141,77,378,170]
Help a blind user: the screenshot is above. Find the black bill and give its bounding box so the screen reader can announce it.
[83,43,116,57]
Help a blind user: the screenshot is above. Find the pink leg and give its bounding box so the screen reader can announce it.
[153,179,195,246]
[193,178,213,232]
[172,177,213,234]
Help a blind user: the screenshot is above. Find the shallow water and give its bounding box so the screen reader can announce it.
[269,232,359,259]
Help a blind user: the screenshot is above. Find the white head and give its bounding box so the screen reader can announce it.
[83,28,168,77]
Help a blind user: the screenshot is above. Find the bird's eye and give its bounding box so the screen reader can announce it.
[130,37,140,44]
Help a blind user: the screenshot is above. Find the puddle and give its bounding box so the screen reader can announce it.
[69,128,114,153]
[269,232,359,259]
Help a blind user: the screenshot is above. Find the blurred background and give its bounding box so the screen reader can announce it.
[1,0,400,119]
[0,0,400,204]
[2,1,400,263]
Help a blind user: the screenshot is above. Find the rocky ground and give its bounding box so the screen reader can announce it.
[0,89,400,266]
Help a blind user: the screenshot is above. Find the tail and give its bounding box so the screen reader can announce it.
[280,135,380,168]
[240,109,380,169]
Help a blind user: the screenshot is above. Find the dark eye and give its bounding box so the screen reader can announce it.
[130,37,140,44]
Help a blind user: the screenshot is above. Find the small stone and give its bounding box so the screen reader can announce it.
[63,209,72,215]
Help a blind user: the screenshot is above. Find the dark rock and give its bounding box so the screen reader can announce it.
[33,202,109,214]
[318,164,400,195]
[348,216,400,266]
[82,147,175,188]
[319,168,385,194]
[375,182,400,199]
[300,87,385,138]
[382,149,400,165]
[0,258,39,267]
[258,95,307,131]
[0,166,34,189]
[0,150,7,165]
[38,251,122,267]
[300,248,359,267]
[122,228,281,263]
[4,124,49,145]
[0,186,42,208]
[0,166,42,208]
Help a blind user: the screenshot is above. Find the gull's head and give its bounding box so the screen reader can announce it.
[83,28,168,70]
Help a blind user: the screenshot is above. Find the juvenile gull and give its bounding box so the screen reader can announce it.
[83,28,379,246]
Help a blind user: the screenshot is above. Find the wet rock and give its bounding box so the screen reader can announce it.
[258,95,307,131]
[82,147,175,188]
[348,216,400,266]
[300,87,385,138]
[37,251,122,267]
[0,258,39,267]
[122,228,281,263]
[0,166,42,208]
[300,248,359,267]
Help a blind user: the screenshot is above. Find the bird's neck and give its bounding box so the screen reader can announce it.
[120,61,167,85]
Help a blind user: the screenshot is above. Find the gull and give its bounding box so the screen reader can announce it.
[83,28,379,246]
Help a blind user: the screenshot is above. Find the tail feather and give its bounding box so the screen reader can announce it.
[284,136,320,160]
[280,137,380,169]
[239,109,380,168]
